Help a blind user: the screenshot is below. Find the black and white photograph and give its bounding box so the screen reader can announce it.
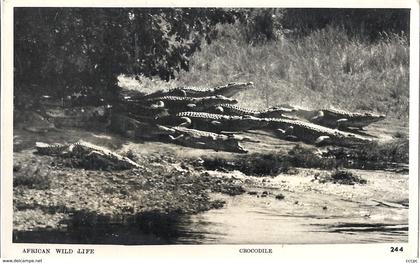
[1,0,419,260]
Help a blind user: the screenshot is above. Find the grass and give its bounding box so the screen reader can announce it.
[120,24,409,119]
[199,145,333,176]
[326,138,409,165]
[198,140,409,176]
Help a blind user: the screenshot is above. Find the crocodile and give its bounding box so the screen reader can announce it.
[142,82,254,99]
[277,104,386,130]
[156,111,270,132]
[35,140,141,170]
[146,95,238,113]
[265,117,374,147]
[158,112,372,147]
[206,104,297,119]
[108,113,251,153]
[157,126,249,153]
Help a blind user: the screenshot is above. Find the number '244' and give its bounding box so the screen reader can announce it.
[390,246,403,252]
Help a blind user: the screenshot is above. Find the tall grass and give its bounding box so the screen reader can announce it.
[179,25,409,118]
[121,24,409,119]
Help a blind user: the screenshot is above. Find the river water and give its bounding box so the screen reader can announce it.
[174,184,408,244]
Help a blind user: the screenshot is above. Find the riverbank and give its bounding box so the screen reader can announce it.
[12,123,408,244]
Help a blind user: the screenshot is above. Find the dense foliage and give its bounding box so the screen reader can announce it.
[14,8,409,102]
[14,8,240,99]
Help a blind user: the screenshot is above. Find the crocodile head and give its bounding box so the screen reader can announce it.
[358,112,386,122]
[214,82,254,97]
[338,111,386,128]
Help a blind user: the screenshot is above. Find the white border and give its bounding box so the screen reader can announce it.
[1,0,419,261]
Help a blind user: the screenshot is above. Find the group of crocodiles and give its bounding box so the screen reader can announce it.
[31,81,386,156]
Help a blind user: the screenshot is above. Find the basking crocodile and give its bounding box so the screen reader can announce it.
[207,104,297,119]
[311,108,386,130]
[146,95,238,113]
[278,104,385,130]
[157,126,249,153]
[142,82,254,99]
[265,117,373,147]
[35,140,141,170]
[158,112,371,147]
[157,111,270,132]
[108,113,251,153]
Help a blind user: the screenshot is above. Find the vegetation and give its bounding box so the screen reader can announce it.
[326,139,409,165]
[200,152,291,177]
[199,140,409,176]
[313,170,367,185]
[14,8,241,98]
[15,8,410,118]
[175,25,409,118]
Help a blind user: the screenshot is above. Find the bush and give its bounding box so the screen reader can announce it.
[287,144,336,169]
[200,152,290,176]
[318,170,367,185]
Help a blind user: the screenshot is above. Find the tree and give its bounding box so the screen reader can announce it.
[14,8,241,101]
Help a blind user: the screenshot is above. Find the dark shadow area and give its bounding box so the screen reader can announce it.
[13,210,206,245]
